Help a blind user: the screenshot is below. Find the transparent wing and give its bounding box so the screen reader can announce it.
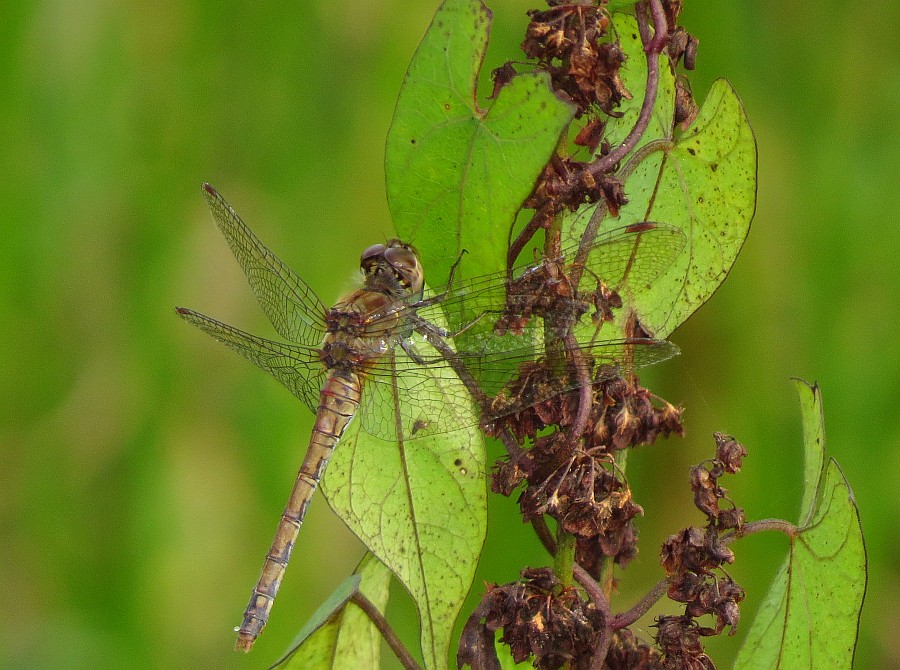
[183,194,685,439]
[176,307,325,413]
[579,222,686,296]
[358,348,478,440]
[357,334,680,436]
[178,304,678,438]
[359,222,687,340]
[202,183,328,347]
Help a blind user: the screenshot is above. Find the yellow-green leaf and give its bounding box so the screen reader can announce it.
[385,0,575,285]
[272,554,391,670]
[733,381,866,669]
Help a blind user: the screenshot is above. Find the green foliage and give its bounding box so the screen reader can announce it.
[734,381,866,669]
[3,1,888,669]
[321,400,486,670]
[568,17,757,340]
[385,0,575,285]
[272,555,391,669]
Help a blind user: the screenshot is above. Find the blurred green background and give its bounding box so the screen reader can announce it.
[2,1,896,668]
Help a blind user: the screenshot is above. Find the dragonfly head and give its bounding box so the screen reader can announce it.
[360,240,424,298]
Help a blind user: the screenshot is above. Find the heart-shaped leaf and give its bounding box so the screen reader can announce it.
[271,553,392,669]
[385,0,576,286]
[733,381,866,669]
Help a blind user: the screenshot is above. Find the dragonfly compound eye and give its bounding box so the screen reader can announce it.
[384,244,424,293]
[361,242,386,263]
[360,243,388,277]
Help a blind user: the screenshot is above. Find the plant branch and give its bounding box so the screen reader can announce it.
[351,591,422,670]
[415,315,526,464]
[573,565,614,669]
[532,516,557,555]
[723,518,800,543]
[610,577,669,630]
[582,0,666,181]
[508,210,544,274]
[565,332,594,441]
[570,0,669,284]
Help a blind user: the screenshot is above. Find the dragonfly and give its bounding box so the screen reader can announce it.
[176,183,686,651]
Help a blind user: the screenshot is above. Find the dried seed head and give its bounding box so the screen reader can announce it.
[654,615,716,669]
[460,568,607,670]
[713,432,747,473]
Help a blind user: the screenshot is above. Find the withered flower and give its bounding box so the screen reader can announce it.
[713,432,747,473]
[459,568,607,670]
[654,615,716,670]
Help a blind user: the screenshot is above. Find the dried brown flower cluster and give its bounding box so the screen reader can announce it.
[604,628,663,669]
[490,369,683,578]
[458,2,753,669]
[493,0,702,263]
[495,255,590,337]
[660,527,744,637]
[691,432,748,530]
[651,434,749,666]
[654,616,715,670]
[489,366,683,450]
[523,156,628,229]
[521,3,626,118]
[459,568,606,670]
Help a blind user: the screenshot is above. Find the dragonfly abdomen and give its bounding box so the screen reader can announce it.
[235,370,363,652]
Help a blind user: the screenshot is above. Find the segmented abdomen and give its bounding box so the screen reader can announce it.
[235,370,362,651]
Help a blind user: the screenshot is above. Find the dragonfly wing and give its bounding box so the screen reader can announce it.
[354,329,679,433]
[576,222,687,296]
[202,184,328,347]
[383,223,686,342]
[478,336,681,422]
[176,307,325,413]
[357,343,479,440]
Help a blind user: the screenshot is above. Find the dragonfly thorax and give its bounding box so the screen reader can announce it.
[319,338,387,373]
[321,289,398,372]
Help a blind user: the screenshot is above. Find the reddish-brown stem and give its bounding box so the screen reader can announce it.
[531,516,557,555]
[574,565,612,619]
[565,332,593,441]
[573,565,613,669]
[570,0,668,288]
[350,591,422,670]
[582,0,666,180]
[507,209,544,275]
[610,577,669,630]
[723,518,800,543]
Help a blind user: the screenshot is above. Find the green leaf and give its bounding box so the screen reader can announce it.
[620,78,756,336]
[385,0,576,285]
[607,1,637,11]
[565,32,755,340]
[271,554,392,670]
[320,360,486,670]
[733,381,867,670]
[796,378,826,526]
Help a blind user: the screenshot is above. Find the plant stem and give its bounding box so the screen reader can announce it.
[593,436,631,598]
[351,591,422,670]
[572,565,613,670]
[583,0,666,180]
[723,518,799,542]
[610,577,668,630]
[554,524,577,588]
